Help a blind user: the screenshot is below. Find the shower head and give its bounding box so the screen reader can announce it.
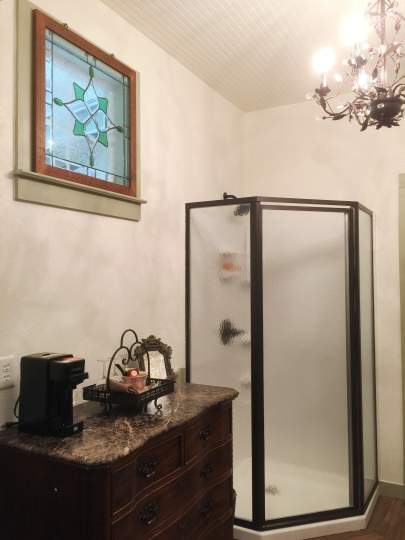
[234,204,250,217]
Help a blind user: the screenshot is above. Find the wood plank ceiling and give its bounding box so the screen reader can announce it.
[100,0,372,111]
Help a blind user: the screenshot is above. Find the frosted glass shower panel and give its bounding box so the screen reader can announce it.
[263,208,351,520]
[359,210,377,501]
[189,204,252,521]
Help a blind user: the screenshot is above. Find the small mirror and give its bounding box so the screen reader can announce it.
[135,335,174,380]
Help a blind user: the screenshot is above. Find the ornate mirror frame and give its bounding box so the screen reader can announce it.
[134,335,174,380]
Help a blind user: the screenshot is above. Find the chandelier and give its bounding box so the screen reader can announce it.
[310,0,405,130]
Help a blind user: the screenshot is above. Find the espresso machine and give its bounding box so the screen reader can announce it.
[19,353,88,437]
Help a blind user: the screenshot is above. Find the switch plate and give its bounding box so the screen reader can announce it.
[0,356,15,390]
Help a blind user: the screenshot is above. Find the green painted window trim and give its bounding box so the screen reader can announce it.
[15,0,144,221]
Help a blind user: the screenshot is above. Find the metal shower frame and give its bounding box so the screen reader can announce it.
[185,196,378,532]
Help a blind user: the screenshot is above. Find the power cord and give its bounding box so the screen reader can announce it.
[13,395,20,419]
[1,395,20,430]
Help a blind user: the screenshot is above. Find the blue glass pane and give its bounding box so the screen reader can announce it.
[46,104,52,154]
[96,170,107,181]
[87,54,96,67]
[44,30,130,186]
[52,32,87,61]
[94,58,125,84]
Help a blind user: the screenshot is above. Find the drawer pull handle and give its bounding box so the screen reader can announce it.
[139,502,160,526]
[178,518,188,531]
[199,427,212,441]
[137,457,160,479]
[201,498,215,518]
[200,463,213,478]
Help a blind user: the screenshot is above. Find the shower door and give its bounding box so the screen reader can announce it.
[262,205,351,521]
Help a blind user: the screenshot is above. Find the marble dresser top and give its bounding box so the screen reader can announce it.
[0,383,238,467]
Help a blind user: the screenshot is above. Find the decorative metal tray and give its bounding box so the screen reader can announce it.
[83,378,175,412]
[82,328,175,413]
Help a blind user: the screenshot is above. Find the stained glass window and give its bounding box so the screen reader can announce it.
[34,11,137,196]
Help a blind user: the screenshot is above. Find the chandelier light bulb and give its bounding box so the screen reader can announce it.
[357,70,371,91]
[334,73,343,83]
[340,14,369,47]
[312,47,335,74]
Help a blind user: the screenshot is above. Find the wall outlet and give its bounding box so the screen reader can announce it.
[0,356,15,390]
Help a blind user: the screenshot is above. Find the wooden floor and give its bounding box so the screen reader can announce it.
[313,497,405,540]
[234,497,405,540]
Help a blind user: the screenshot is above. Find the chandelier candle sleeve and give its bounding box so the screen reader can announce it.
[310,0,405,130]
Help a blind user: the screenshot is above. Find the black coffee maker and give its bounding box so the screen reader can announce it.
[19,353,88,437]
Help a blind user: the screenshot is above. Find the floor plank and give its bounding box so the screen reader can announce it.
[311,497,405,540]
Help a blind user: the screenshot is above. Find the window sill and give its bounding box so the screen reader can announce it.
[14,169,146,221]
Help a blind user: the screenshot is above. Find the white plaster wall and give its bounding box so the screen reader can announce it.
[0,0,243,426]
[242,100,405,485]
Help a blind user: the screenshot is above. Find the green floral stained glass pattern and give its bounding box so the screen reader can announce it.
[53,66,124,167]
[45,29,130,186]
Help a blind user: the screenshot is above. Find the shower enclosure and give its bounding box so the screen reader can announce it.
[185,196,378,532]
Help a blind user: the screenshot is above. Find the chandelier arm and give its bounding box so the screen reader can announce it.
[372,55,384,79]
[320,98,352,119]
[320,97,340,116]
[391,79,405,93]
[336,105,351,115]
[318,98,334,117]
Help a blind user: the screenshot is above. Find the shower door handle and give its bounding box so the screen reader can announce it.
[219,319,246,345]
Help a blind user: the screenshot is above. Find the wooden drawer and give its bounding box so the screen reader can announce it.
[112,433,182,513]
[151,479,233,540]
[190,440,232,493]
[112,443,232,540]
[185,405,231,462]
[199,513,234,540]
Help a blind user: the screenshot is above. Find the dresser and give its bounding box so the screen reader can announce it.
[0,383,238,540]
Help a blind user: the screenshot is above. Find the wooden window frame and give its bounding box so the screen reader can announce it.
[33,10,137,197]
